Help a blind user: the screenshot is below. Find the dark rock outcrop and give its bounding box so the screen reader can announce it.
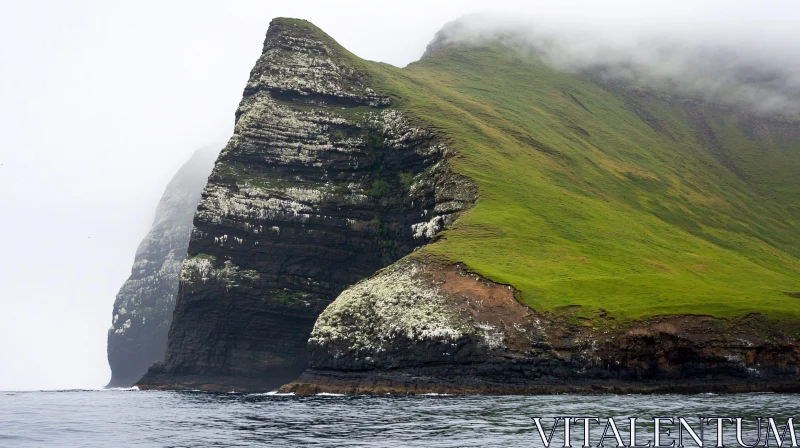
[138,17,799,395]
[107,148,216,387]
[282,258,800,394]
[136,19,475,392]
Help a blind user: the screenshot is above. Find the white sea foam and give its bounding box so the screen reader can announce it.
[251,391,296,396]
[104,386,139,392]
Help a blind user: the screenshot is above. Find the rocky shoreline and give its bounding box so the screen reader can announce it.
[281,370,800,395]
[280,257,800,395]
[134,18,800,395]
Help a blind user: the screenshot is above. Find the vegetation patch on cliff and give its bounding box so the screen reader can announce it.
[364,42,799,320]
[249,19,800,323]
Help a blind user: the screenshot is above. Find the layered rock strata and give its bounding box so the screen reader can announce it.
[107,148,216,387]
[138,17,799,395]
[136,19,476,391]
[283,257,800,394]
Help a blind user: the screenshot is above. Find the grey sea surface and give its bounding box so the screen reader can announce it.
[0,390,796,447]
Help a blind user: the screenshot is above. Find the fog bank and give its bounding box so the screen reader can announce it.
[1,0,796,391]
[427,13,800,115]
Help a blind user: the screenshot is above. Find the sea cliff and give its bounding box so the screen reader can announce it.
[107,148,215,387]
[139,18,800,393]
[136,19,474,391]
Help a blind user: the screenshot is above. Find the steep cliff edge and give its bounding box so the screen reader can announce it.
[284,257,800,394]
[142,17,799,393]
[107,148,216,387]
[282,21,800,393]
[136,19,475,391]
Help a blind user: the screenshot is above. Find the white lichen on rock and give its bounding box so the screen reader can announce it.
[476,323,506,350]
[308,258,513,366]
[198,86,475,245]
[411,216,446,239]
[114,318,132,334]
[198,183,315,225]
[180,258,215,284]
[180,257,260,295]
[310,260,471,356]
[246,21,390,107]
[150,18,480,384]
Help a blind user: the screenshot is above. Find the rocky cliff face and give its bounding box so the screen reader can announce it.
[107,148,216,387]
[283,257,800,394]
[137,18,799,394]
[136,19,475,391]
[278,40,800,395]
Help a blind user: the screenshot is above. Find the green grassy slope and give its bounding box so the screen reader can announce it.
[285,19,800,320]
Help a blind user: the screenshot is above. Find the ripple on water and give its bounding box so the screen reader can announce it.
[0,391,796,447]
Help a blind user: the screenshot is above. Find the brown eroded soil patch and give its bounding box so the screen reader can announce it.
[423,262,536,351]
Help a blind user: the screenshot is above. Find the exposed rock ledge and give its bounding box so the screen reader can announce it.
[282,257,800,394]
[136,18,476,392]
[135,17,799,395]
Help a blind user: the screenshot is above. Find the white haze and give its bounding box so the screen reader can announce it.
[430,14,800,115]
[0,0,797,391]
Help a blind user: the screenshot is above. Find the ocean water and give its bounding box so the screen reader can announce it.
[0,390,797,447]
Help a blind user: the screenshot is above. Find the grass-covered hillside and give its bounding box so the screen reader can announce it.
[289,19,800,320]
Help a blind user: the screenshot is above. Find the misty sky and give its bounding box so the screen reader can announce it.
[0,0,797,391]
